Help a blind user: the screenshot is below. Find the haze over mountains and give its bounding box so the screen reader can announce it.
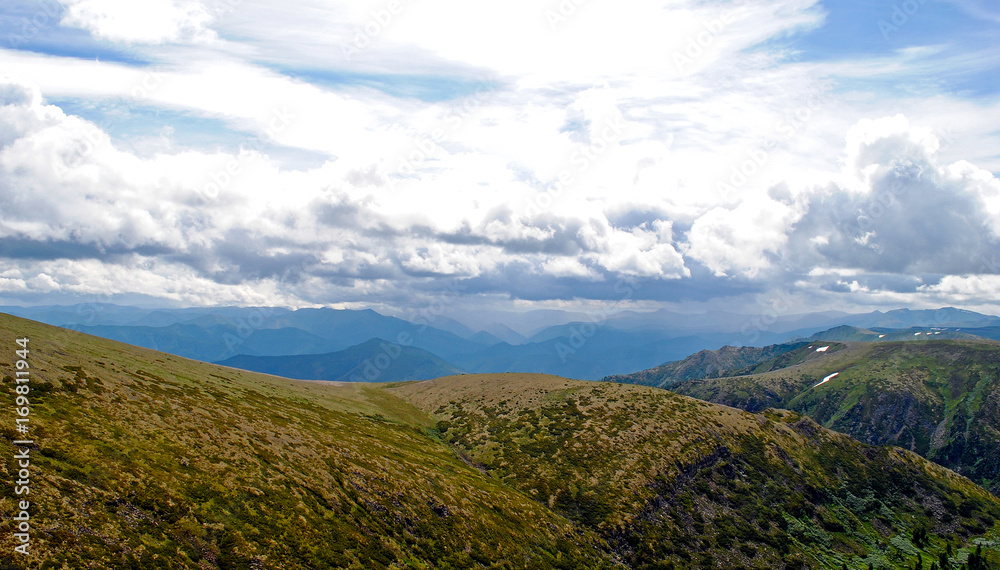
[3,304,999,382]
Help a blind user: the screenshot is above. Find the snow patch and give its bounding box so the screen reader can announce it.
[815,346,830,352]
[878,334,886,338]
[814,372,839,388]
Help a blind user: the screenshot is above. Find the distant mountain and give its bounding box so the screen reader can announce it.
[0,302,155,326]
[8,303,1000,381]
[663,339,1000,494]
[409,315,479,339]
[842,307,1000,330]
[603,342,809,388]
[449,308,595,338]
[607,323,999,389]
[806,324,983,343]
[58,306,491,366]
[66,322,337,363]
[8,312,1000,568]
[217,338,464,382]
[957,326,1000,341]
[481,322,528,345]
[601,308,856,335]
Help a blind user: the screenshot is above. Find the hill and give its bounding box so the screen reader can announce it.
[0,313,605,568]
[3,313,1000,568]
[806,325,984,343]
[604,324,996,390]
[842,308,1000,330]
[216,338,465,382]
[602,342,810,388]
[663,340,1000,495]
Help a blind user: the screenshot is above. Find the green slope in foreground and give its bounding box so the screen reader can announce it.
[1,313,999,569]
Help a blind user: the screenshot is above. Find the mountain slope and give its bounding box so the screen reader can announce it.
[216,338,465,382]
[603,342,810,388]
[68,307,492,366]
[806,325,984,343]
[3,313,1000,568]
[0,313,608,569]
[394,374,1000,568]
[842,308,1000,330]
[665,340,1000,494]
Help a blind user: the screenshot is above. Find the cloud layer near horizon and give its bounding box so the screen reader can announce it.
[1,0,999,315]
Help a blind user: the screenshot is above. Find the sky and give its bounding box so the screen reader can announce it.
[1,0,999,320]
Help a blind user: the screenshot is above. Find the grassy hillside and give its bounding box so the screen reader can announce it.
[2,313,1000,568]
[0,314,606,569]
[806,325,983,343]
[394,374,1000,568]
[603,326,992,391]
[667,340,1000,494]
[216,338,465,382]
[603,342,810,388]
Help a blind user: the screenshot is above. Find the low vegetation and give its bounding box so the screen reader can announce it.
[1,314,998,568]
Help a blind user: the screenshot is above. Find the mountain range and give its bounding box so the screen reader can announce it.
[3,304,1000,382]
[2,312,999,568]
[217,338,463,383]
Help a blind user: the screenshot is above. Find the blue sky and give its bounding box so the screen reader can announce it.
[1,0,999,318]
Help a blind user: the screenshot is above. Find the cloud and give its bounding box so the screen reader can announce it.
[58,0,217,44]
[687,195,802,278]
[786,115,1000,276]
[2,0,1000,314]
[0,75,688,307]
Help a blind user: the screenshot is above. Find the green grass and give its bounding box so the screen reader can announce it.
[2,315,1000,568]
[0,315,608,569]
[671,340,1000,494]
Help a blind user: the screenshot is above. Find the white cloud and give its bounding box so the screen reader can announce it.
[687,194,802,278]
[58,0,217,44]
[920,274,1000,299]
[2,0,999,312]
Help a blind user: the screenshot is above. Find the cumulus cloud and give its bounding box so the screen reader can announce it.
[786,115,1000,276]
[2,0,1000,314]
[0,76,690,307]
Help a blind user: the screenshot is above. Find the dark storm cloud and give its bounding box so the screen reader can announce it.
[787,148,1000,276]
[0,236,173,261]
